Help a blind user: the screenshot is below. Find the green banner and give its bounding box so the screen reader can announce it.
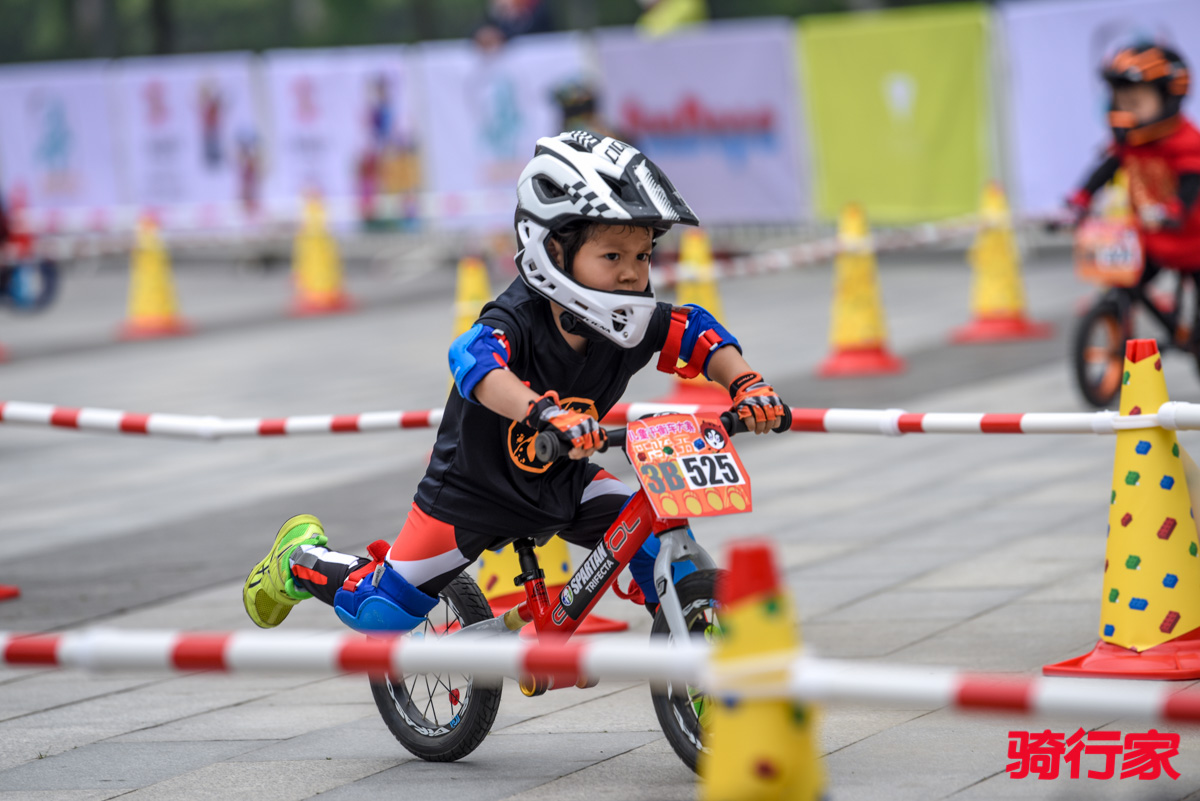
[799,4,991,223]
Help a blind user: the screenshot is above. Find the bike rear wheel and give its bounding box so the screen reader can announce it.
[369,573,502,761]
[1072,300,1129,408]
[650,568,726,774]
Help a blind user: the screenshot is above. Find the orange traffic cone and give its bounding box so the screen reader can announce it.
[952,183,1053,343]
[817,204,905,377]
[658,228,731,405]
[476,540,629,634]
[1046,339,1200,679]
[291,195,354,316]
[118,215,192,340]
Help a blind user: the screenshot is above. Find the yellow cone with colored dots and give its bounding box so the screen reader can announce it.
[118,216,191,340]
[659,227,729,404]
[1046,339,1200,679]
[291,195,353,316]
[951,182,1053,343]
[816,203,904,377]
[700,540,824,801]
[474,539,628,634]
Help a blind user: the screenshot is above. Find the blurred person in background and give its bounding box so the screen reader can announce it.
[473,0,554,51]
[552,80,632,145]
[1067,43,1200,284]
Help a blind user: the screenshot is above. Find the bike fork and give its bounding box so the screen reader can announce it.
[653,526,717,642]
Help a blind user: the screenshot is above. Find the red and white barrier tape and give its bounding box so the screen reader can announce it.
[653,217,980,287]
[4,399,1200,440]
[3,628,1199,724]
[0,401,442,440]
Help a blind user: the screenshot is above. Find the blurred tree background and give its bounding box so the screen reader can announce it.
[0,0,978,64]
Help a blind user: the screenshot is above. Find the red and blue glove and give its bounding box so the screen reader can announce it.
[728,371,784,433]
[521,390,606,454]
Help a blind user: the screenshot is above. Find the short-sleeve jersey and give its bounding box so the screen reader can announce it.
[1116,117,1200,269]
[414,278,672,537]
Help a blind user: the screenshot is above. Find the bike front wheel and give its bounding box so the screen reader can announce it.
[1072,299,1129,408]
[650,568,726,774]
[369,573,502,762]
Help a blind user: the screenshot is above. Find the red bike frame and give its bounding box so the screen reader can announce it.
[504,489,688,639]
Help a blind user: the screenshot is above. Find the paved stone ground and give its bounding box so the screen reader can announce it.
[2,249,1200,800]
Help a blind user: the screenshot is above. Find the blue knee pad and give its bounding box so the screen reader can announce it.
[334,563,439,634]
[628,528,699,605]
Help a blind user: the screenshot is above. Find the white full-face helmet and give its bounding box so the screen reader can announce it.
[515,131,699,348]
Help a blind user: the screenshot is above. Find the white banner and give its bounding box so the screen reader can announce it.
[1001,0,1200,215]
[0,61,123,230]
[262,46,421,226]
[596,19,808,225]
[415,32,592,229]
[113,53,262,228]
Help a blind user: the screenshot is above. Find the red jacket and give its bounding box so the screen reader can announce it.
[1116,117,1200,269]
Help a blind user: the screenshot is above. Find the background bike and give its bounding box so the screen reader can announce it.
[1072,214,1200,407]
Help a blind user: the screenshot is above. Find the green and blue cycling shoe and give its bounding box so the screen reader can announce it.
[243,514,328,628]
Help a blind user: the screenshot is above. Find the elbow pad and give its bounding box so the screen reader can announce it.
[449,324,512,402]
[656,304,740,380]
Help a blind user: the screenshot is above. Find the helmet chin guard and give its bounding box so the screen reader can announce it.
[516,218,658,348]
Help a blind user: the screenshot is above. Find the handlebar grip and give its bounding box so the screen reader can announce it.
[534,430,566,463]
[720,405,793,435]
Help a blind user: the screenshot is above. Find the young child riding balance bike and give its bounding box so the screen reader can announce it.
[243,130,790,647]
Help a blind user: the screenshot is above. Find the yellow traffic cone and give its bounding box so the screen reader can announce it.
[449,256,493,393]
[952,182,1053,343]
[1103,169,1132,222]
[700,540,825,801]
[816,203,904,377]
[118,215,191,340]
[452,256,492,339]
[1046,339,1200,678]
[475,539,629,634]
[291,195,354,316]
[657,228,731,406]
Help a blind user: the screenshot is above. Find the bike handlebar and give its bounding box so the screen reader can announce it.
[533,406,793,464]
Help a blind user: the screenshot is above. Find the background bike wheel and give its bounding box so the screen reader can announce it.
[1072,301,1128,408]
[650,568,726,774]
[369,573,502,761]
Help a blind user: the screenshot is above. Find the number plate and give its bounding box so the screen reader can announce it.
[625,413,753,519]
[1075,218,1144,288]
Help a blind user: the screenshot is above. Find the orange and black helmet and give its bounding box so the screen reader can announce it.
[1102,43,1190,145]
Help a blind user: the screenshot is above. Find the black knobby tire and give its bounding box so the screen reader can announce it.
[370,573,502,761]
[649,568,726,774]
[1072,300,1129,408]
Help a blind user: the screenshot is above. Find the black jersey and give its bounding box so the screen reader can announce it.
[414,278,671,537]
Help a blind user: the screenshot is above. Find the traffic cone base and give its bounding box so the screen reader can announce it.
[118,318,193,341]
[1044,627,1200,680]
[817,346,906,378]
[0,585,18,602]
[951,314,1054,344]
[290,292,356,318]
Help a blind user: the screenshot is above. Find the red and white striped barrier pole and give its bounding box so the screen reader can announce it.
[6,400,1200,440]
[652,217,980,288]
[4,629,1200,724]
[0,401,442,440]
